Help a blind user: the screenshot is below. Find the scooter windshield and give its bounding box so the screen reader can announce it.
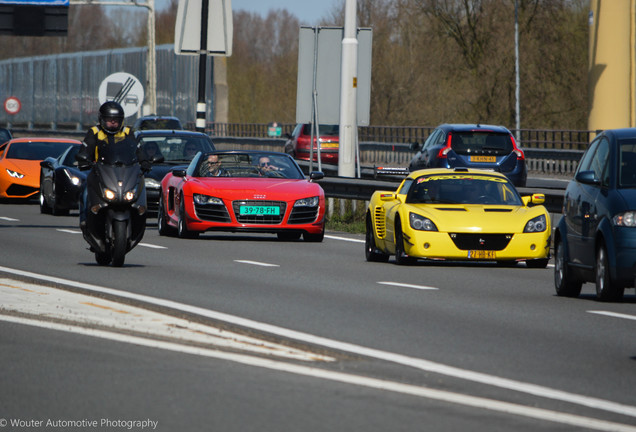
[99,137,139,166]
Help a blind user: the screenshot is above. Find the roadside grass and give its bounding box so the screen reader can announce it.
[325,199,366,234]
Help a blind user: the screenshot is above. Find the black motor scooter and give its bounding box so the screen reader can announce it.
[78,137,160,266]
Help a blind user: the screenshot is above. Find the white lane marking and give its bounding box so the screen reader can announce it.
[0,280,333,362]
[0,265,635,419]
[234,260,280,267]
[0,216,19,221]
[139,243,167,249]
[2,314,635,432]
[56,229,166,249]
[325,234,364,243]
[588,310,636,322]
[378,281,439,291]
[57,229,81,234]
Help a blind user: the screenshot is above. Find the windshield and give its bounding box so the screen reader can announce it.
[139,135,215,162]
[98,136,139,166]
[195,153,304,179]
[6,140,74,160]
[407,173,522,205]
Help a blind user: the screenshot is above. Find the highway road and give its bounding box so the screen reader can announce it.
[1,201,635,432]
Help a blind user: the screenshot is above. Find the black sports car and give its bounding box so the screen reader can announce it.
[135,130,216,216]
[39,142,85,215]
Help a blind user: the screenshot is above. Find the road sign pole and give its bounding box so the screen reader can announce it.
[196,0,209,133]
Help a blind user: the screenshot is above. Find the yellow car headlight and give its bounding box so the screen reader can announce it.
[409,212,438,231]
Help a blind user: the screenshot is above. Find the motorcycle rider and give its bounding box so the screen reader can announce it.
[77,101,149,230]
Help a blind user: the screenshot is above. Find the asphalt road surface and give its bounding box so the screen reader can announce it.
[0,201,635,432]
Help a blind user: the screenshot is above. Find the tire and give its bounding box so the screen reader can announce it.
[394,221,416,265]
[554,237,582,297]
[365,215,389,262]
[595,243,625,302]
[39,190,52,214]
[95,252,111,266]
[178,197,199,239]
[111,219,127,267]
[157,195,175,236]
[526,258,549,269]
[50,179,69,216]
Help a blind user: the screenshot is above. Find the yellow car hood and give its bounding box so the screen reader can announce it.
[406,204,548,233]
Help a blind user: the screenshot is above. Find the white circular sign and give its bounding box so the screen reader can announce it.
[98,72,145,118]
[4,97,21,115]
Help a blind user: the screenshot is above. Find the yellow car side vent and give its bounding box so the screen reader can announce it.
[373,206,386,239]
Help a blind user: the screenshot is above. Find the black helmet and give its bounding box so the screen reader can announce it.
[98,101,125,134]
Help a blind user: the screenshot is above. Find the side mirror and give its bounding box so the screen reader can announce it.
[152,154,164,164]
[409,142,421,151]
[309,171,324,181]
[172,169,187,178]
[40,159,54,169]
[575,170,600,185]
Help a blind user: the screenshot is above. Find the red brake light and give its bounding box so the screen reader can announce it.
[437,134,453,159]
[510,134,525,160]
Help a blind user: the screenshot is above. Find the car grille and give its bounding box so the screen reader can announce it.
[194,202,231,222]
[289,206,319,224]
[232,200,286,224]
[6,184,37,197]
[449,233,513,251]
[373,206,386,238]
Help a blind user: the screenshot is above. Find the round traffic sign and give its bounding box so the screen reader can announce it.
[98,72,145,118]
[4,97,21,115]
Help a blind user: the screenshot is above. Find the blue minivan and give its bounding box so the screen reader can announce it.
[554,128,636,301]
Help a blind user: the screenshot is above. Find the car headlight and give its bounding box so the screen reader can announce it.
[524,214,547,232]
[613,211,636,226]
[62,169,81,186]
[144,177,161,189]
[294,196,319,207]
[409,212,438,231]
[193,193,223,205]
[6,169,24,179]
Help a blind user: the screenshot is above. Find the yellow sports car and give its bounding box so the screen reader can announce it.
[365,168,551,267]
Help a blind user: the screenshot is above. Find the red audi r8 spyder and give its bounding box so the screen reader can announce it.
[158,151,326,241]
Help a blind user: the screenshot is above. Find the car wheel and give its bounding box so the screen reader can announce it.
[177,196,199,239]
[157,195,175,237]
[526,258,549,269]
[278,232,301,241]
[394,220,415,265]
[595,243,625,302]
[365,214,389,262]
[50,179,69,216]
[554,237,582,297]
[39,189,52,214]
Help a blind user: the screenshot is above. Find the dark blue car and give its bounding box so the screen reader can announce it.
[554,128,636,301]
[39,142,85,215]
[135,130,216,216]
[408,123,527,187]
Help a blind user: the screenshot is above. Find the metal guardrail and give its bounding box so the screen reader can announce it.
[7,129,569,213]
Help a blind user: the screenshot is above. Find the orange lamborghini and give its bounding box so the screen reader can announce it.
[0,137,81,200]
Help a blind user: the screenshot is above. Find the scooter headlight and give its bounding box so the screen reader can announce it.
[124,190,136,201]
[104,189,116,200]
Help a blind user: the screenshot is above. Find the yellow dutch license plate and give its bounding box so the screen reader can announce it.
[467,250,496,259]
[470,156,496,162]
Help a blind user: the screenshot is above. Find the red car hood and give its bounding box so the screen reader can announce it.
[186,177,323,199]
